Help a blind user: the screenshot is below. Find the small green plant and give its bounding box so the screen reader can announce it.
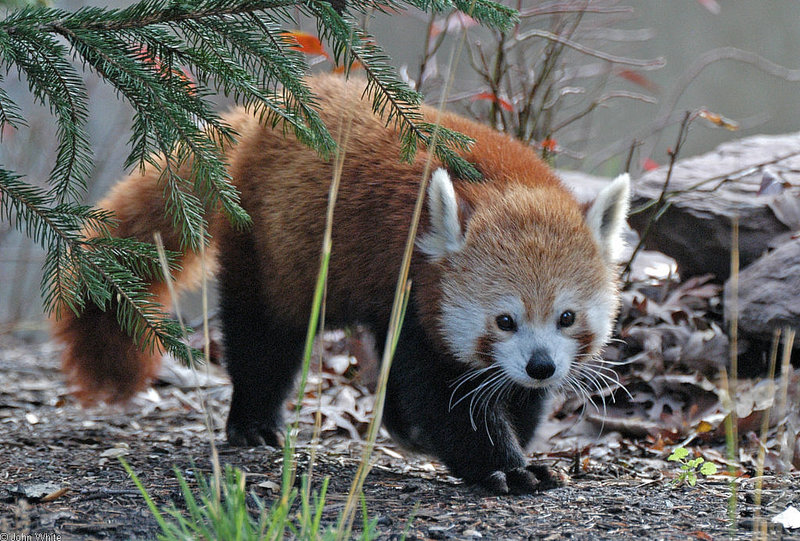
[121,458,287,539]
[121,458,383,540]
[667,446,718,487]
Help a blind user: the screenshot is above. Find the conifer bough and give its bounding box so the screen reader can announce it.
[0,0,517,363]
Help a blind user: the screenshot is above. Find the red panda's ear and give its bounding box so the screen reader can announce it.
[585,173,630,262]
[417,168,467,260]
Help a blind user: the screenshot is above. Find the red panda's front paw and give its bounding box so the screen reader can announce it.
[226,422,281,448]
[526,463,562,490]
[479,471,511,494]
[478,469,544,494]
[504,467,541,494]
[479,468,539,494]
[479,466,561,495]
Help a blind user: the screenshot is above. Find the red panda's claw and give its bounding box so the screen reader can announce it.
[504,467,540,494]
[226,423,281,448]
[480,471,510,495]
[526,463,562,490]
[479,466,559,495]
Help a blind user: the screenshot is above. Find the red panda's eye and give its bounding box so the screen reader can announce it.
[495,314,517,332]
[558,310,576,328]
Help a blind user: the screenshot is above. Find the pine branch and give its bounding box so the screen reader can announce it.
[1,17,93,203]
[1,1,298,35]
[1,168,187,359]
[63,24,249,247]
[350,0,517,31]
[78,246,187,357]
[451,0,518,31]
[1,0,518,368]
[0,78,26,132]
[173,12,334,154]
[307,1,482,180]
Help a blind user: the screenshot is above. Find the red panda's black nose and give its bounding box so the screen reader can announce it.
[526,350,555,380]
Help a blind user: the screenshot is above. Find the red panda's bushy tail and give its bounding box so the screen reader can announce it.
[52,160,223,405]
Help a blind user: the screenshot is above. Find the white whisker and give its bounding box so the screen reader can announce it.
[468,371,506,430]
[572,375,601,415]
[562,371,596,413]
[448,365,501,411]
[576,362,632,401]
[477,378,509,444]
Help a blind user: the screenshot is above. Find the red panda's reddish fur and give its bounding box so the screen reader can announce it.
[53,74,632,493]
[53,75,583,404]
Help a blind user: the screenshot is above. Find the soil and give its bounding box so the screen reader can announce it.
[1,335,799,541]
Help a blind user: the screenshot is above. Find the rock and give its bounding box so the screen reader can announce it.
[627,133,800,279]
[724,237,800,339]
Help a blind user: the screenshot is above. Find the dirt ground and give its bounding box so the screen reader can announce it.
[1,335,799,540]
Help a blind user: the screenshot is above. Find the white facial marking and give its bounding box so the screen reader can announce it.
[441,288,615,389]
[586,294,615,345]
[440,293,485,366]
[493,324,576,388]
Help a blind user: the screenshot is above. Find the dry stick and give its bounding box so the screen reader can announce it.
[589,47,800,172]
[489,32,508,133]
[753,329,781,540]
[513,28,664,69]
[303,85,356,515]
[623,138,639,174]
[549,91,656,135]
[416,11,437,92]
[642,47,800,165]
[626,114,793,198]
[153,231,223,501]
[282,70,355,517]
[518,16,580,143]
[621,144,800,278]
[775,327,797,465]
[337,6,475,538]
[196,224,223,502]
[724,217,739,530]
[520,4,633,18]
[621,110,692,283]
[415,10,449,92]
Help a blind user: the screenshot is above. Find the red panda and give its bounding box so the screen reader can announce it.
[53,74,630,494]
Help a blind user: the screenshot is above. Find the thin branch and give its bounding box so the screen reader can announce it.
[513,28,665,69]
[588,47,800,172]
[520,4,633,18]
[622,110,693,283]
[550,90,655,133]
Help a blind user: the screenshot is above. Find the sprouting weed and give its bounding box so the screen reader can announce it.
[667,446,718,487]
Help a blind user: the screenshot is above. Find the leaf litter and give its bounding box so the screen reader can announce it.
[0,269,799,539]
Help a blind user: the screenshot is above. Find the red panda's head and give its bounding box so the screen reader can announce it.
[418,169,630,392]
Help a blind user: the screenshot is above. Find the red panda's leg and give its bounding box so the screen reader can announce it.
[509,388,548,448]
[384,302,554,494]
[218,228,305,447]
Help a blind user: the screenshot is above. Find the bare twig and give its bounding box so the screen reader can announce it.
[593,46,800,172]
[520,2,633,18]
[550,90,655,133]
[414,11,451,92]
[624,138,640,173]
[513,28,664,69]
[622,110,693,283]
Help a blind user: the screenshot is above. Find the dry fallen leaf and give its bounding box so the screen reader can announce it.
[40,487,69,502]
[773,506,800,530]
